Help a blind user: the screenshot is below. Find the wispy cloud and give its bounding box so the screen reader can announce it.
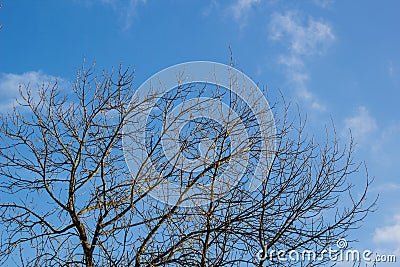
[202,0,219,17]
[370,182,400,193]
[312,0,335,8]
[369,121,400,167]
[342,107,400,169]
[343,106,377,142]
[372,213,400,261]
[374,214,400,245]
[269,11,335,111]
[270,11,335,56]
[0,71,60,112]
[82,0,147,30]
[227,0,261,27]
[388,60,395,77]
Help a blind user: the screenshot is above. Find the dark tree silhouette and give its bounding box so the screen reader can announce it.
[0,63,374,267]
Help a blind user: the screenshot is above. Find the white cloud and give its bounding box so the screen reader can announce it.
[343,106,377,142]
[0,71,59,112]
[312,0,335,8]
[374,225,400,243]
[369,121,400,167]
[371,183,400,193]
[277,54,304,68]
[388,60,395,77]
[270,11,335,56]
[372,213,400,262]
[342,108,399,168]
[82,0,146,30]
[202,0,219,17]
[228,0,261,26]
[374,214,400,244]
[269,11,335,111]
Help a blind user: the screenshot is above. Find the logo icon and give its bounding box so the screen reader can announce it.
[123,61,275,206]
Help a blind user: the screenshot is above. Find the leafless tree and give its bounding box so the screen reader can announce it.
[0,2,3,30]
[0,62,374,267]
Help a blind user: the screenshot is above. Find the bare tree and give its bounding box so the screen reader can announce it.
[0,3,3,30]
[0,62,374,267]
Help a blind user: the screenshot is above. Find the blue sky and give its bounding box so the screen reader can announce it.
[0,0,399,265]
